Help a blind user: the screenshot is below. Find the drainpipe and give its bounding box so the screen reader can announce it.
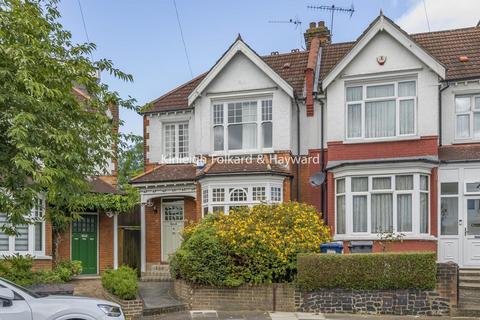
[320,98,326,223]
[439,81,450,147]
[295,97,301,200]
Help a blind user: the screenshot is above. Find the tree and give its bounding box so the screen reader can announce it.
[117,134,144,186]
[0,0,137,231]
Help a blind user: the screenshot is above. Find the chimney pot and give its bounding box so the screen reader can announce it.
[304,20,331,50]
[318,21,325,27]
[309,22,316,28]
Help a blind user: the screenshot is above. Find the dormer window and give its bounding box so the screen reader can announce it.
[164,122,189,159]
[346,80,416,140]
[213,98,273,152]
[455,94,480,140]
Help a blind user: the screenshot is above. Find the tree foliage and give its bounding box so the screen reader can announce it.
[0,0,137,231]
[117,134,143,185]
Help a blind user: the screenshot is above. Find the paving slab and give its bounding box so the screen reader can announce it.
[138,281,187,314]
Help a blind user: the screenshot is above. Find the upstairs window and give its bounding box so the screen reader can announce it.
[163,122,189,159]
[213,98,273,152]
[346,80,416,139]
[455,95,480,139]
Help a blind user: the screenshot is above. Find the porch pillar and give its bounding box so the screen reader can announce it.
[113,213,118,269]
[140,200,146,273]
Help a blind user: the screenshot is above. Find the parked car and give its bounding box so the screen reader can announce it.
[0,277,124,320]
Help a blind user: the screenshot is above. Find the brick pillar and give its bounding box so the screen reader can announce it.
[196,184,203,220]
[146,198,161,267]
[436,262,458,307]
[99,213,114,272]
[283,178,292,202]
[56,227,71,262]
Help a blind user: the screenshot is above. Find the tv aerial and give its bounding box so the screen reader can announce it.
[268,16,305,49]
[307,4,355,38]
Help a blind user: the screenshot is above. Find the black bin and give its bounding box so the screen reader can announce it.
[348,240,373,253]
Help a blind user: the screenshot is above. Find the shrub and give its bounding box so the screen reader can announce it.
[171,202,331,286]
[55,260,83,281]
[102,266,138,300]
[297,252,437,291]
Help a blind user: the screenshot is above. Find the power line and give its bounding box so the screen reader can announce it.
[422,0,431,32]
[172,0,193,77]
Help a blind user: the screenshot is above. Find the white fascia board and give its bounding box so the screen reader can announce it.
[322,16,446,90]
[188,40,294,106]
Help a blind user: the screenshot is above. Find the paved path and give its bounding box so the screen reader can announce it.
[138,281,187,314]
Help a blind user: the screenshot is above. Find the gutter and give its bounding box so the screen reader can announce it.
[438,81,450,147]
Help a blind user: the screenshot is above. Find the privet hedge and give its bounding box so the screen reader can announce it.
[297,252,437,291]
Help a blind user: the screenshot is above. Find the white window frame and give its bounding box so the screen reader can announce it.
[345,80,417,141]
[0,197,46,257]
[201,182,283,217]
[335,173,430,239]
[212,97,274,154]
[454,95,480,141]
[163,122,189,160]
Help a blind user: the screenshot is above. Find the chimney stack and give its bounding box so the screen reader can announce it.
[304,21,331,50]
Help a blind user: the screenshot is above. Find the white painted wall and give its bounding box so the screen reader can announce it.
[441,80,480,146]
[298,101,324,154]
[325,31,440,143]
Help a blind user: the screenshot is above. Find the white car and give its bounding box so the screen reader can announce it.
[0,277,125,320]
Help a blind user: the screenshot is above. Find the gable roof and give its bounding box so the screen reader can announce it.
[320,25,480,87]
[321,14,446,89]
[144,50,309,114]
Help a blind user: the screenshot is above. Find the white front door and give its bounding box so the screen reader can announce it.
[464,198,480,266]
[161,202,184,262]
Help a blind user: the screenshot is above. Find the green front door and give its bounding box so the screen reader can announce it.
[72,214,97,274]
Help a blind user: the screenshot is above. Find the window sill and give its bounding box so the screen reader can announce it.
[452,139,480,145]
[343,135,419,144]
[0,253,51,259]
[333,234,436,241]
[212,149,274,157]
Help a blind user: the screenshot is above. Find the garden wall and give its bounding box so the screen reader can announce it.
[173,262,458,316]
[104,291,143,320]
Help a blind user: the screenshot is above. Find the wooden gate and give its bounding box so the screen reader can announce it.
[120,227,140,272]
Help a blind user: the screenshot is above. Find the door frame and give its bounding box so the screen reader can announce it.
[463,196,480,267]
[70,212,99,275]
[161,199,184,263]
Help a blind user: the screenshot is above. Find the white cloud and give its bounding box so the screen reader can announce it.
[396,0,480,33]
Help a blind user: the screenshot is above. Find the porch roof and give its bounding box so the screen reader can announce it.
[130,164,197,184]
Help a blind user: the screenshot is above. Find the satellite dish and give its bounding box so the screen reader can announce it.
[309,172,326,187]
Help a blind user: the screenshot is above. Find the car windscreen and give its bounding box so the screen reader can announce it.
[0,278,41,299]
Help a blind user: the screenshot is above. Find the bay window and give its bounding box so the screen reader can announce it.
[213,98,273,152]
[163,122,189,159]
[346,80,416,139]
[455,94,480,139]
[202,183,282,216]
[0,197,46,256]
[335,174,429,237]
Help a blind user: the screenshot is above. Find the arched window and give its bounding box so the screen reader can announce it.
[229,188,247,202]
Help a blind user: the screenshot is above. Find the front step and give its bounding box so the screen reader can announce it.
[457,268,480,315]
[141,265,171,281]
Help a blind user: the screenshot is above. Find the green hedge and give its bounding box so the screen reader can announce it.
[102,266,138,300]
[297,252,437,291]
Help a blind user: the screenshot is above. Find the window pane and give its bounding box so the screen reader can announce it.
[420,193,429,233]
[228,123,257,150]
[212,206,225,214]
[262,122,272,148]
[441,182,458,195]
[399,99,415,135]
[228,102,257,123]
[261,100,272,121]
[213,104,224,124]
[229,188,247,202]
[178,123,189,158]
[214,126,224,151]
[203,207,209,216]
[347,104,362,138]
[441,197,458,235]
[271,187,282,202]
[212,188,225,202]
[397,194,412,232]
[420,176,429,191]
[398,81,416,97]
[15,226,28,251]
[372,177,391,190]
[365,100,396,138]
[351,177,368,192]
[476,97,480,110]
[252,187,266,201]
[474,113,480,138]
[346,86,362,102]
[336,179,345,194]
[35,222,42,251]
[202,189,208,203]
[456,114,470,138]
[367,84,394,98]
[164,124,176,157]
[336,195,345,234]
[466,182,480,193]
[455,96,471,113]
[352,195,367,232]
[0,213,9,251]
[396,175,413,190]
[371,194,393,233]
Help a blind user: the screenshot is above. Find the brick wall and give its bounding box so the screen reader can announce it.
[56,227,71,262]
[436,262,458,307]
[173,280,295,311]
[104,291,143,320]
[145,198,161,267]
[99,213,114,272]
[32,259,53,271]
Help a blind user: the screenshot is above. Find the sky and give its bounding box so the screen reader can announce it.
[57,0,480,136]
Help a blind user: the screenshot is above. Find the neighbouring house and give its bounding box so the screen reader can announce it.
[131,13,480,273]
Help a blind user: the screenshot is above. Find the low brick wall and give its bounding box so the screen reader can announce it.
[104,291,143,320]
[173,280,295,311]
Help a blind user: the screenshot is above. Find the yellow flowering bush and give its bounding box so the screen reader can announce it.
[170,202,331,286]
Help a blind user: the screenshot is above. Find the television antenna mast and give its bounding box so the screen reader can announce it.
[268,17,305,49]
[307,4,355,37]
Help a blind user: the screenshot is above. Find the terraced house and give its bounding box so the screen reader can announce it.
[131,13,480,274]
